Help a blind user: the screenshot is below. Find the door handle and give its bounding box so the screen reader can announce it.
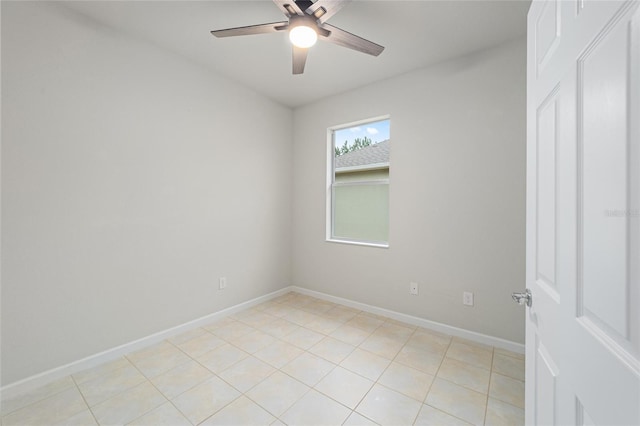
[512,289,532,307]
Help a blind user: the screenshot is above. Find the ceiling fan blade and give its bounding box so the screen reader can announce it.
[211,22,288,38]
[305,0,350,23]
[321,23,384,56]
[273,0,304,17]
[292,46,308,75]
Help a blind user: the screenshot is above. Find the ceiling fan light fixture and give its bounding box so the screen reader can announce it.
[289,24,317,48]
[289,18,318,49]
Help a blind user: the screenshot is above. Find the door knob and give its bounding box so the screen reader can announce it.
[512,289,532,307]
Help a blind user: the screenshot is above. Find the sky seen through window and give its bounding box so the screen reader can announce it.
[334,119,390,151]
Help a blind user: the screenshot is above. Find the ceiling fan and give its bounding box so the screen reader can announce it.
[210,0,385,75]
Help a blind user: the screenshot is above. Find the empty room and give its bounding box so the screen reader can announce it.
[1,0,638,425]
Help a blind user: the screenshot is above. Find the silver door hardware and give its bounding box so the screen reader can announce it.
[512,289,532,307]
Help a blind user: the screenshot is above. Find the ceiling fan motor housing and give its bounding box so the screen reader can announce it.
[293,1,315,13]
[288,15,319,32]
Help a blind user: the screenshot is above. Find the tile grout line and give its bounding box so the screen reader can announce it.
[0,378,76,420]
[183,306,333,424]
[393,327,432,426]
[120,354,172,425]
[136,337,214,425]
[255,301,375,424]
[482,347,496,426]
[416,331,453,424]
[157,321,271,425]
[69,374,101,426]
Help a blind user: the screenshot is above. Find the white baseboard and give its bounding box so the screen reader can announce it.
[0,286,292,400]
[2,284,524,401]
[291,286,525,354]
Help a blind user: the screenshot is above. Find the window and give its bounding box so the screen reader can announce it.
[327,117,390,247]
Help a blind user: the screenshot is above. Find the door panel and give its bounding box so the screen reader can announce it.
[536,88,559,298]
[576,399,596,426]
[534,339,559,425]
[578,5,634,345]
[535,0,561,76]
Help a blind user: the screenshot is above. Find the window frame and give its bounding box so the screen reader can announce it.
[326,115,391,248]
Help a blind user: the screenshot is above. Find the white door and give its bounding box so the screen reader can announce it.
[525,0,639,425]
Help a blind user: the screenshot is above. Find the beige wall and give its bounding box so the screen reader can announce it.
[1,2,293,385]
[292,38,527,343]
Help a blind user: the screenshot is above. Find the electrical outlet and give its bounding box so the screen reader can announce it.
[219,277,227,290]
[410,282,419,296]
[463,291,474,306]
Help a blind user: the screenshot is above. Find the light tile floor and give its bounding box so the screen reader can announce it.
[1,292,525,425]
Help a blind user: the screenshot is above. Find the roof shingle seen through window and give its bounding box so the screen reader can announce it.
[335,140,389,170]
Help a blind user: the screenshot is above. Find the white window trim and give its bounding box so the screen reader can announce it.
[325,115,391,248]
[326,238,389,249]
[332,179,389,188]
[335,162,390,174]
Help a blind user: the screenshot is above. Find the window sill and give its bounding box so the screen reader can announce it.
[326,238,389,249]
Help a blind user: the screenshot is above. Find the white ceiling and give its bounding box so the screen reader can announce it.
[63,0,530,108]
